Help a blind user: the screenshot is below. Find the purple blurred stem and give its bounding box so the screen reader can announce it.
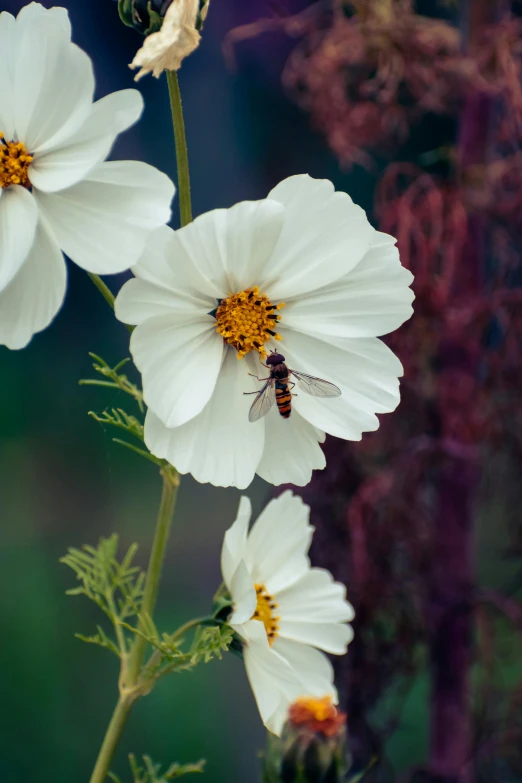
[427,1,500,780]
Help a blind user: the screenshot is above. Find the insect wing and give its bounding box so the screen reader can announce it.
[291,370,342,398]
[248,380,276,422]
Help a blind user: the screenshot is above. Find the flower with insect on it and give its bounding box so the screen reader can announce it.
[116,174,414,489]
[0,3,175,350]
[220,491,354,736]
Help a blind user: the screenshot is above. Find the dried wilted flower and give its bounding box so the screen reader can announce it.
[283,6,465,167]
[129,0,210,80]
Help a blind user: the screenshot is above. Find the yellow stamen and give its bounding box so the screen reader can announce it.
[252,583,280,645]
[0,133,33,189]
[293,696,335,722]
[215,286,285,359]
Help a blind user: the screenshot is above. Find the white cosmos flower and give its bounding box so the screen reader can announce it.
[221,491,354,736]
[0,3,175,349]
[115,174,414,489]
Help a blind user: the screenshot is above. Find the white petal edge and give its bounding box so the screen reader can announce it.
[144,350,265,489]
[169,198,286,300]
[30,90,144,192]
[245,491,314,592]
[131,313,224,428]
[228,560,257,625]
[221,496,252,591]
[256,407,326,486]
[0,186,38,292]
[0,217,66,349]
[260,174,375,300]
[282,232,414,338]
[14,14,94,151]
[35,161,175,274]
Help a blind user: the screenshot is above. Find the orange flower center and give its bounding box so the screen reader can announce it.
[0,133,32,189]
[288,696,347,737]
[215,286,284,359]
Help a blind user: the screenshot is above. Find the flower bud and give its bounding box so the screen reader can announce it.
[263,697,351,783]
[117,0,164,36]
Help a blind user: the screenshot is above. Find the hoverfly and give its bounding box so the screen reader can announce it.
[246,351,341,422]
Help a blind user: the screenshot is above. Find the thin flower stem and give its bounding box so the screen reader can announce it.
[126,469,180,685]
[88,71,191,783]
[166,70,193,227]
[88,273,116,309]
[88,470,179,783]
[89,694,135,783]
[87,273,134,333]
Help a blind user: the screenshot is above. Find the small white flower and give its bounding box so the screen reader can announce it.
[0,3,175,349]
[221,491,354,735]
[130,0,209,80]
[116,174,414,488]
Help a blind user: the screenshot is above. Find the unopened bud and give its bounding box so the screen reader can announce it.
[263,697,351,783]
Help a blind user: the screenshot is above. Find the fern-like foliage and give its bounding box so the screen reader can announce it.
[61,535,145,657]
[109,754,205,783]
[80,353,144,410]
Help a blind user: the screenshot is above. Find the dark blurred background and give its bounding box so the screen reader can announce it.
[1,1,522,782]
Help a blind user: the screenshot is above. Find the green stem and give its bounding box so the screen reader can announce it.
[166,70,193,227]
[88,70,191,783]
[88,273,116,310]
[87,273,133,333]
[89,695,135,783]
[88,471,178,783]
[126,471,180,685]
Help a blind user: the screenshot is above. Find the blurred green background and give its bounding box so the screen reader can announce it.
[1,1,521,782]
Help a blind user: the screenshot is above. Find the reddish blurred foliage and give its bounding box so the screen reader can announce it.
[283,2,466,167]
[226,0,522,780]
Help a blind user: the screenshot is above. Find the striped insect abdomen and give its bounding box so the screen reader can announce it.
[275,382,292,418]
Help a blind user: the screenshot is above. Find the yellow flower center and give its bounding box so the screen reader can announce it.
[253,583,280,645]
[288,696,346,737]
[294,696,335,722]
[0,133,33,189]
[215,286,285,359]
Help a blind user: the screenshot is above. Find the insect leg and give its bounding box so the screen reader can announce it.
[249,372,270,382]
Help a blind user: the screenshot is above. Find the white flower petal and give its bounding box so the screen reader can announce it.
[221,496,252,591]
[131,314,223,427]
[283,232,414,338]
[0,217,66,349]
[260,174,375,299]
[16,3,71,37]
[35,161,175,274]
[30,90,144,192]
[278,620,354,655]
[245,491,314,592]
[272,638,337,701]
[14,14,94,151]
[144,351,265,489]
[242,620,302,736]
[277,568,355,624]
[0,12,17,138]
[171,199,285,299]
[280,329,403,440]
[228,561,257,625]
[256,407,326,486]
[115,227,214,326]
[0,186,38,292]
